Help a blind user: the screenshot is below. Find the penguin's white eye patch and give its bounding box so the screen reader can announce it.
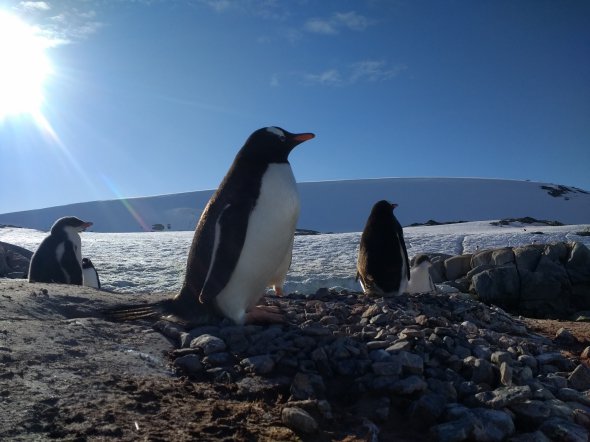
[266,127,286,140]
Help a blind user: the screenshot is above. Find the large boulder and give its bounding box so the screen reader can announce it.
[0,242,32,279]
[471,264,520,309]
[445,254,473,281]
[452,242,590,318]
[566,242,590,284]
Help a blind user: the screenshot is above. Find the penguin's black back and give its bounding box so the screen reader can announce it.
[357,200,409,293]
[29,223,83,285]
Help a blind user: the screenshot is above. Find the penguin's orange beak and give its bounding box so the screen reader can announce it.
[81,222,93,231]
[391,203,399,209]
[291,133,315,145]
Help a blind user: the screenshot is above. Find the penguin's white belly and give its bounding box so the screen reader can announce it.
[83,268,100,289]
[407,266,435,294]
[215,164,300,323]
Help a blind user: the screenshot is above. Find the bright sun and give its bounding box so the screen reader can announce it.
[0,11,53,119]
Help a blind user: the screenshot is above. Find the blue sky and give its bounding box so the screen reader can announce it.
[0,0,589,214]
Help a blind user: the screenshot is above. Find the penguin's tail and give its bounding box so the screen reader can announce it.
[102,299,173,322]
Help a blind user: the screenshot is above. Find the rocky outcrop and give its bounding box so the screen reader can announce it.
[429,242,590,318]
[161,288,590,441]
[0,241,32,278]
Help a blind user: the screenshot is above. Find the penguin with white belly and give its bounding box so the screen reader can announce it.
[105,126,314,326]
[406,254,437,294]
[28,216,93,285]
[356,201,410,296]
[82,258,101,289]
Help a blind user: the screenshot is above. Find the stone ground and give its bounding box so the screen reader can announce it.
[0,279,588,441]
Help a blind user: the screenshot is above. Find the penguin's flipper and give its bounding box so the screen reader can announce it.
[61,241,83,285]
[199,202,251,304]
[394,219,411,279]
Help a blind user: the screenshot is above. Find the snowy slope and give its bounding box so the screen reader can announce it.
[2,221,589,295]
[0,178,588,233]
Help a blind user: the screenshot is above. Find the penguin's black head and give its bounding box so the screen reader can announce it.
[50,216,93,235]
[239,126,315,163]
[82,258,93,269]
[371,200,398,215]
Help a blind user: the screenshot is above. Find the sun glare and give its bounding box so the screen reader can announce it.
[0,10,53,119]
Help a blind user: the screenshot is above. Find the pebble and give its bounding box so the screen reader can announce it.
[165,290,590,439]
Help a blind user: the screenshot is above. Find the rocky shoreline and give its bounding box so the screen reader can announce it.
[1,279,588,441]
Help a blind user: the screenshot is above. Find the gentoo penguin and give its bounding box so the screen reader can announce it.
[28,216,93,285]
[105,126,314,325]
[406,254,437,294]
[356,201,410,296]
[82,258,101,289]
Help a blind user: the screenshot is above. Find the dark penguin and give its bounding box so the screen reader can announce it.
[356,201,410,296]
[106,127,314,325]
[28,216,93,285]
[82,258,101,289]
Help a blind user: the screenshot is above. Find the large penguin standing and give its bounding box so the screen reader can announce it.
[356,201,410,296]
[107,127,314,325]
[28,216,93,285]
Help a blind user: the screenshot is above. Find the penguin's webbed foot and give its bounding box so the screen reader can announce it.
[245,305,284,324]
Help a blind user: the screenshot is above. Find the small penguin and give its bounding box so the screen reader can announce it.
[356,201,409,296]
[105,127,314,326]
[82,258,101,289]
[28,216,93,285]
[406,254,437,294]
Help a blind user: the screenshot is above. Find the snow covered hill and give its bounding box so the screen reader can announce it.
[0,178,589,233]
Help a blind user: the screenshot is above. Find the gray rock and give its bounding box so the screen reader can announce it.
[514,244,543,273]
[465,357,496,386]
[240,355,274,375]
[290,372,326,400]
[491,351,513,365]
[445,254,473,280]
[491,248,515,266]
[174,354,203,374]
[431,416,477,442]
[189,333,226,354]
[544,242,569,262]
[557,388,590,406]
[510,400,552,427]
[472,250,495,268]
[545,398,577,420]
[566,242,590,285]
[474,385,532,409]
[372,361,401,376]
[390,375,428,395]
[472,265,520,306]
[281,406,318,434]
[392,350,424,375]
[408,393,446,425]
[202,352,233,366]
[536,352,568,367]
[539,417,589,442]
[471,408,515,442]
[568,364,590,391]
[508,430,551,442]
[500,362,513,386]
[518,354,538,370]
[0,241,32,277]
